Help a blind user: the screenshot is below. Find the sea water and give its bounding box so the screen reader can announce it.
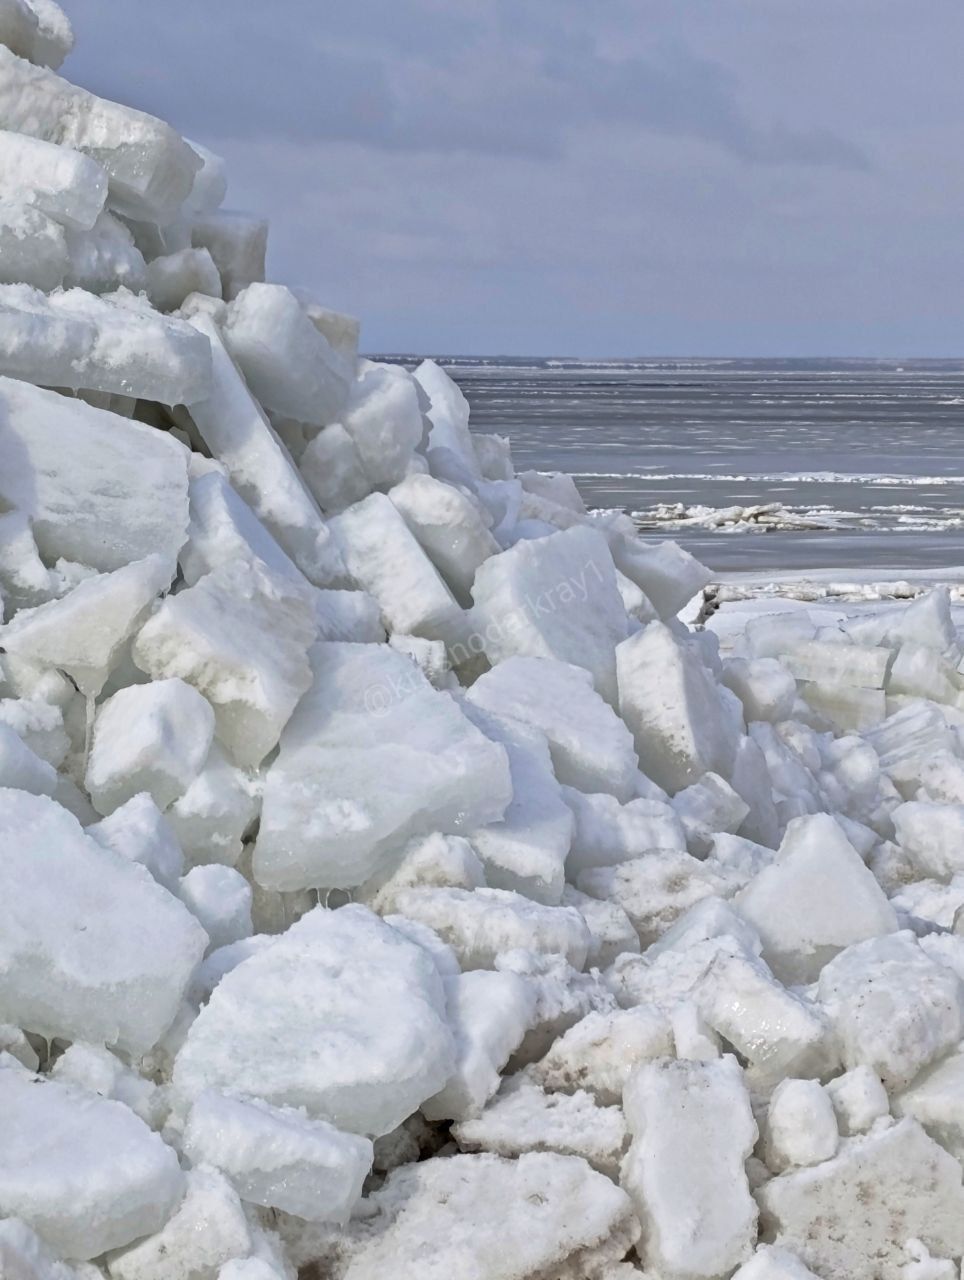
[394,356,964,577]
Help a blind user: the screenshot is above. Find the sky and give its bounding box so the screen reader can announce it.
[67,0,964,357]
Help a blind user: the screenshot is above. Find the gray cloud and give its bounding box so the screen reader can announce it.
[66,0,867,168]
[61,0,964,356]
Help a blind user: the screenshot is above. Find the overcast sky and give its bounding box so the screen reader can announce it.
[68,0,964,357]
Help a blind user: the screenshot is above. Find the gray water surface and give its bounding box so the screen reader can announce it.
[412,357,964,577]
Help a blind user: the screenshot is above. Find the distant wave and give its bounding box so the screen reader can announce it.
[576,470,964,487]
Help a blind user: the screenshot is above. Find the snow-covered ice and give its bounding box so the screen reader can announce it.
[0,789,206,1053]
[182,1090,373,1223]
[621,1056,758,1279]
[283,1152,639,1280]
[0,1063,183,1260]
[131,558,315,769]
[253,641,510,891]
[171,906,455,1137]
[86,677,216,813]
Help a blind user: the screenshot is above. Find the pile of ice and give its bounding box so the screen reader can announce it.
[7,9,964,1280]
[638,501,843,532]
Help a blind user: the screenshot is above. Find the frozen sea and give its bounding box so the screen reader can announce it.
[390,356,964,582]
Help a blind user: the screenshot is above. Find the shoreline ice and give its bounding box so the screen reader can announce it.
[3,7,964,1280]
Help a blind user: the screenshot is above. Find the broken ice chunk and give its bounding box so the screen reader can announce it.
[646,894,763,961]
[783,639,891,688]
[222,283,349,426]
[560,885,641,969]
[217,1263,284,1280]
[474,432,514,481]
[186,315,343,586]
[169,743,260,870]
[864,701,957,795]
[50,1041,161,1128]
[86,792,185,893]
[314,588,384,643]
[0,46,200,221]
[892,1046,964,1161]
[0,0,45,63]
[892,801,964,878]
[0,695,69,767]
[817,931,964,1090]
[0,790,207,1052]
[0,0,72,68]
[453,1074,627,1177]
[299,422,372,514]
[608,534,712,620]
[0,284,211,402]
[887,641,961,704]
[562,788,686,875]
[0,128,106,229]
[622,1056,757,1280]
[107,1167,251,1280]
[826,1065,890,1136]
[180,470,308,589]
[182,138,228,216]
[471,526,629,704]
[721,655,798,723]
[729,734,782,848]
[617,621,742,794]
[286,1152,639,1280]
[389,472,500,606]
[178,864,252,952]
[253,642,510,891]
[330,492,470,652]
[735,814,898,984]
[356,832,484,914]
[146,246,221,311]
[0,1066,184,1260]
[86,677,215,814]
[0,1216,95,1280]
[801,681,885,734]
[531,1005,673,1105]
[415,358,481,476]
[340,361,424,486]
[191,210,268,300]
[390,886,591,970]
[172,906,455,1137]
[303,299,359,367]
[63,211,146,294]
[133,558,315,769]
[757,1119,964,1280]
[466,656,640,801]
[0,720,56,795]
[519,469,586,514]
[0,554,173,697]
[0,377,190,572]
[183,1090,373,1223]
[496,949,615,1066]
[919,750,964,804]
[578,851,731,948]
[732,1247,822,1280]
[0,506,54,611]
[672,771,750,855]
[0,200,68,290]
[422,969,536,1121]
[609,938,835,1087]
[764,1078,838,1172]
[461,699,573,905]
